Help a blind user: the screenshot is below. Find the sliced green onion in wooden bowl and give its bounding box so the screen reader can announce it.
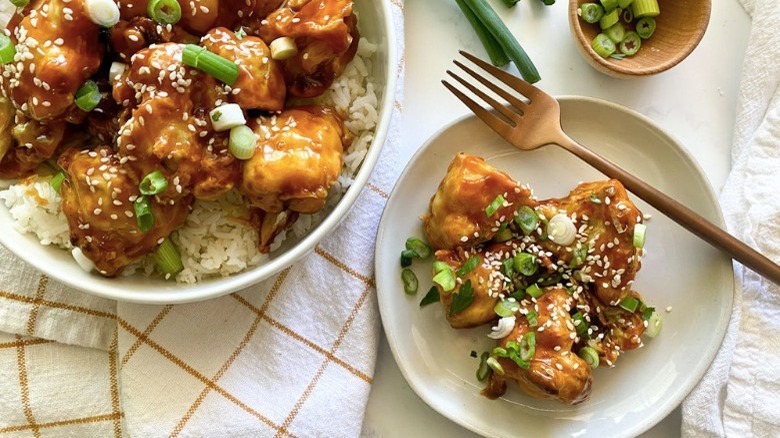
[578,3,604,23]
[591,33,616,57]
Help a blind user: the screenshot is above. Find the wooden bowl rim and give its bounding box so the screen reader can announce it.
[567,0,712,77]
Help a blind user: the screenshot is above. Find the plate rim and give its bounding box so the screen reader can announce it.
[374,95,735,437]
[0,0,399,305]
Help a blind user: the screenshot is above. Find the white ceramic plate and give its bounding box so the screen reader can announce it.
[375,96,734,438]
[0,0,397,304]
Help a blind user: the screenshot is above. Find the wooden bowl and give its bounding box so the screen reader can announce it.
[568,0,711,78]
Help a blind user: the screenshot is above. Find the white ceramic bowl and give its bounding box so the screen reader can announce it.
[375,96,734,437]
[0,1,397,304]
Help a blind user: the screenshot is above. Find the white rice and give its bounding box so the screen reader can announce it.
[0,38,380,283]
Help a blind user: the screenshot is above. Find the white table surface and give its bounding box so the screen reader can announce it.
[362,0,751,436]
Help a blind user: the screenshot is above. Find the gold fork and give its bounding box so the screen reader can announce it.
[443,50,780,285]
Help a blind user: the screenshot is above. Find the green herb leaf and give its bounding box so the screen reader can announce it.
[449,280,475,316]
[419,287,440,307]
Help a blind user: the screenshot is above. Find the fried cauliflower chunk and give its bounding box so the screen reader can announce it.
[240,105,351,214]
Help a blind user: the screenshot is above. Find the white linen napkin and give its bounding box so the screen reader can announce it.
[681,0,780,436]
[0,1,405,436]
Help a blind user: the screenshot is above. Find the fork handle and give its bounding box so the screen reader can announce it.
[556,134,780,285]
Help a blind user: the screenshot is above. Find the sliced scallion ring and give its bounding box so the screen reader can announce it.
[514,205,539,235]
[494,299,519,318]
[605,22,626,43]
[210,103,246,132]
[229,125,256,160]
[592,33,617,58]
[486,357,505,375]
[526,284,543,299]
[86,0,120,27]
[622,7,633,22]
[513,252,538,276]
[476,352,491,381]
[502,258,514,278]
[71,247,95,273]
[270,36,298,60]
[74,80,101,112]
[633,223,647,248]
[494,223,512,242]
[547,213,577,246]
[635,16,657,38]
[620,31,642,55]
[10,0,29,7]
[400,249,416,268]
[578,3,604,24]
[632,0,659,18]
[456,255,479,277]
[526,310,538,327]
[405,237,432,259]
[433,261,450,273]
[578,346,600,369]
[599,8,620,29]
[0,34,14,65]
[519,331,536,362]
[485,194,506,217]
[644,311,662,338]
[50,171,66,195]
[618,0,633,8]
[401,268,418,295]
[108,62,127,83]
[432,266,456,292]
[147,0,182,25]
[134,196,154,232]
[182,44,239,86]
[155,237,183,276]
[599,0,618,11]
[570,245,588,268]
[572,311,589,338]
[138,170,168,196]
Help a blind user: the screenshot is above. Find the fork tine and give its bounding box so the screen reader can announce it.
[460,50,542,101]
[453,60,528,113]
[446,69,517,124]
[442,79,515,139]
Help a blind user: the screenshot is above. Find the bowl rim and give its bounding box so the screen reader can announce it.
[567,0,712,77]
[0,1,398,305]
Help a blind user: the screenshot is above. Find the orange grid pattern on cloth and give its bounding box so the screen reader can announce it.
[0,0,405,435]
